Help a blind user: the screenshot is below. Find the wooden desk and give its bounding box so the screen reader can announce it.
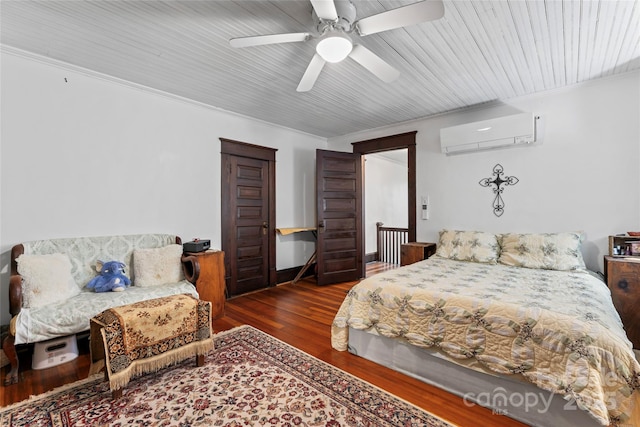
[277,227,316,236]
[277,227,317,284]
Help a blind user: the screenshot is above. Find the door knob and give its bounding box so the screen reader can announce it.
[262,221,268,235]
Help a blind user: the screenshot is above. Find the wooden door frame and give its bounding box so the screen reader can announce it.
[220,138,277,289]
[351,131,417,243]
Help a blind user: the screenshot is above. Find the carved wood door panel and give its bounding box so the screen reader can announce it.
[221,139,276,297]
[315,149,364,285]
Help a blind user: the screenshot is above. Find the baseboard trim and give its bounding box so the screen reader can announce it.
[277,255,376,283]
[276,264,316,284]
[365,252,377,263]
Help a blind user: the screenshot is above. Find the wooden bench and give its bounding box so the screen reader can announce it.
[89,294,213,399]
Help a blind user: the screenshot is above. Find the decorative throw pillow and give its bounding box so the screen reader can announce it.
[435,230,499,264]
[498,232,586,271]
[133,244,184,287]
[16,253,80,308]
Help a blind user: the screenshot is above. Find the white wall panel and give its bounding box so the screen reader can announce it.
[329,71,640,273]
[0,52,326,324]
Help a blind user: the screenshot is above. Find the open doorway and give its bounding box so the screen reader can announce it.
[352,131,417,268]
[364,149,408,263]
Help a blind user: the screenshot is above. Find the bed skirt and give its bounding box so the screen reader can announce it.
[348,327,600,427]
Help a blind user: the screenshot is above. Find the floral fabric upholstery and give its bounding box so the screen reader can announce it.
[22,234,179,289]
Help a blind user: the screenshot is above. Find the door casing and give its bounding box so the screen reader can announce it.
[352,131,417,243]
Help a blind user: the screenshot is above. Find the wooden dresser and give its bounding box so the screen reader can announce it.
[604,256,640,349]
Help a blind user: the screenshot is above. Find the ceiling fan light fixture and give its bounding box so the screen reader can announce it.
[316,31,352,63]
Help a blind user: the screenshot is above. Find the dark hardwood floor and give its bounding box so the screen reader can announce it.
[0,262,525,427]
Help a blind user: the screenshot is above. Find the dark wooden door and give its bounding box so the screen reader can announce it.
[221,139,276,297]
[316,149,364,285]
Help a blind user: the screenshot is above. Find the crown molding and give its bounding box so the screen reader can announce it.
[1,45,326,141]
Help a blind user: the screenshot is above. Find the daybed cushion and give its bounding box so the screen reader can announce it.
[16,253,80,308]
[133,244,184,287]
[435,229,499,264]
[498,231,586,271]
[13,282,198,345]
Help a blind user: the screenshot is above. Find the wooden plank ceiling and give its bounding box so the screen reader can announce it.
[1,0,638,138]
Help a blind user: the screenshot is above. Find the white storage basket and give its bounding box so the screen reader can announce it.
[32,335,78,370]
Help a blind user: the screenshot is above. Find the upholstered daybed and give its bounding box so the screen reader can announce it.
[3,233,199,385]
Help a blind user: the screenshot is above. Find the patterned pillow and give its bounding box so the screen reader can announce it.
[436,230,499,264]
[498,232,586,271]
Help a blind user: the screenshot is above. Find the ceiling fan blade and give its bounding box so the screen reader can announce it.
[310,0,338,21]
[297,54,326,92]
[349,45,400,83]
[355,0,445,36]
[230,33,310,48]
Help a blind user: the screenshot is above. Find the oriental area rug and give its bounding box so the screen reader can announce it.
[0,325,454,427]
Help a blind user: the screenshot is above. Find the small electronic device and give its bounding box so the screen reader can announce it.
[183,239,211,253]
[421,195,429,220]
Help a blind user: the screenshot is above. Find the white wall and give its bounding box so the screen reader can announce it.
[330,71,640,273]
[364,152,408,254]
[2,49,639,326]
[0,50,326,324]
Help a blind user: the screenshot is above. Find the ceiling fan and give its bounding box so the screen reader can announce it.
[229,0,445,92]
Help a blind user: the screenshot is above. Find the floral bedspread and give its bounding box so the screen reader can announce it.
[331,257,640,426]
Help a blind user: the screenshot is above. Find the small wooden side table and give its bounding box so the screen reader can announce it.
[182,250,226,319]
[401,242,436,266]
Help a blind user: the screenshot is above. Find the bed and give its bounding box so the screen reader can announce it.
[332,230,640,427]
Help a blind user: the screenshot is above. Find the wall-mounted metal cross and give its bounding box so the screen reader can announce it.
[479,164,519,217]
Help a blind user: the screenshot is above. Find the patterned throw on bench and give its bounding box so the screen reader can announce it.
[90,294,213,391]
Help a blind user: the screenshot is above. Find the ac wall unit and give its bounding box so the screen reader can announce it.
[440,112,537,155]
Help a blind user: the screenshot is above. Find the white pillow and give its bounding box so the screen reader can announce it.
[17,253,80,308]
[435,230,500,264]
[133,244,184,287]
[498,232,586,271]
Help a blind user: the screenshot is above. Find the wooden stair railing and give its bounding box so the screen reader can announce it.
[376,222,409,265]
